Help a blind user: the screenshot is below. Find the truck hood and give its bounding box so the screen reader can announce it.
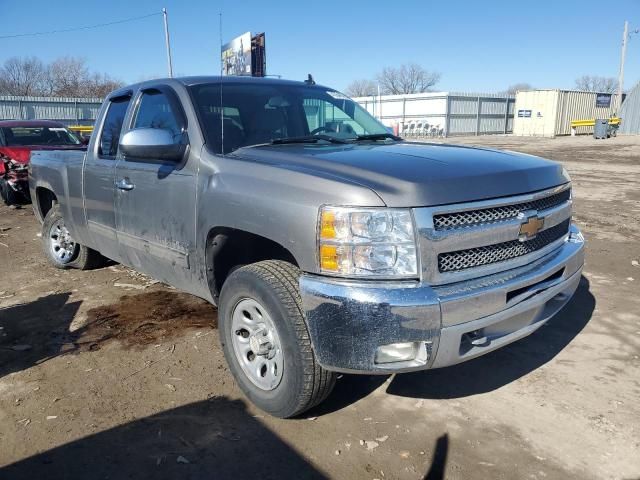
[0,145,86,165]
[232,142,569,207]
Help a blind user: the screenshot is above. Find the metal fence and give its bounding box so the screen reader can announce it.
[354,92,515,137]
[0,92,518,137]
[620,82,640,135]
[0,95,103,126]
[447,94,515,136]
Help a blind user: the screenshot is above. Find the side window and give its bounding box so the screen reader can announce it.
[132,90,183,143]
[99,96,131,158]
[303,98,365,135]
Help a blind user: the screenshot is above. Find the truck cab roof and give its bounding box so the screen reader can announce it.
[106,76,330,99]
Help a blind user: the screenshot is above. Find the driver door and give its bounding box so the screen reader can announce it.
[114,86,197,292]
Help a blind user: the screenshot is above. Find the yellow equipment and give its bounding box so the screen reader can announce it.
[67,125,94,135]
[570,117,621,128]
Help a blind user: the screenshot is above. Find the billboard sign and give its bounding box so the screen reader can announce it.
[222,32,252,76]
[596,93,612,108]
[251,32,266,78]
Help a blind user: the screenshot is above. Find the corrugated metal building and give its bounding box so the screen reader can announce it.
[353,92,515,136]
[0,95,103,126]
[513,89,622,137]
[619,82,640,135]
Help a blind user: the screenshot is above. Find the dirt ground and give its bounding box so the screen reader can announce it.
[1,135,639,480]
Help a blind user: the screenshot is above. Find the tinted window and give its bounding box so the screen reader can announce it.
[303,98,366,136]
[0,126,81,146]
[190,83,388,154]
[133,90,182,142]
[99,97,130,158]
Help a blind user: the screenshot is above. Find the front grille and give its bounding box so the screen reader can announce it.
[433,188,571,231]
[438,219,571,273]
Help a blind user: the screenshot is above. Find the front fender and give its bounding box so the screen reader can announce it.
[195,149,385,277]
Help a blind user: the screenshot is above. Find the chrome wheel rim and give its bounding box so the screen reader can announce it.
[230,298,284,391]
[49,219,77,264]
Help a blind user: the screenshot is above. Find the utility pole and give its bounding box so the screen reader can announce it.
[162,8,174,78]
[617,21,628,113]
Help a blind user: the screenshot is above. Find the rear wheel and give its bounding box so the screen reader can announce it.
[42,205,104,270]
[219,260,336,418]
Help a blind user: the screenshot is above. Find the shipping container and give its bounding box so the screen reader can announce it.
[513,89,621,137]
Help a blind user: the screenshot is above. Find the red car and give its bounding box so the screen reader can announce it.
[0,120,87,205]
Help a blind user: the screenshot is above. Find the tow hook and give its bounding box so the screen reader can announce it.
[466,330,490,347]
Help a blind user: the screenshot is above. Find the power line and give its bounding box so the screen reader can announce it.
[0,12,162,39]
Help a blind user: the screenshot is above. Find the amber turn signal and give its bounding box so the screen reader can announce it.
[319,244,338,271]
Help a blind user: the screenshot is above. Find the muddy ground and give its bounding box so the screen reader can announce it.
[0,135,639,480]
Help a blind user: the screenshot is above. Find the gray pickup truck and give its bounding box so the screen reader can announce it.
[29,76,585,417]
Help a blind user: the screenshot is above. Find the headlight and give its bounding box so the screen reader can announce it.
[318,206,418,278]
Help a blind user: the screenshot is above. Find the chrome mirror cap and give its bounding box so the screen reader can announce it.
[120,128,186,161]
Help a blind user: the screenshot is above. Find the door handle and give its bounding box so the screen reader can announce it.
[116,178,135,191]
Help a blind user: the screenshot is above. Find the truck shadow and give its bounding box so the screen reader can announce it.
[306,374,390,417]
[0,293,81,379]
[386,275,595,399]
[0,397,328,480]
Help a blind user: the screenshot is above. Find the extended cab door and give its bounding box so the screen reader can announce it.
[113,85,197,292]
[83,93,131,261]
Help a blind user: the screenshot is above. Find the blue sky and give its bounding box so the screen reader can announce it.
[1,0,638,93]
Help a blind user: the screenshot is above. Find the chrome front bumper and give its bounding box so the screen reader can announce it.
[299,224,585,374]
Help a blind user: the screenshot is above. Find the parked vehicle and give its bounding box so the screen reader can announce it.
[0,120,86,205]
[29,77,585,417]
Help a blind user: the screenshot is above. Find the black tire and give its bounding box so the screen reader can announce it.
[0,178,21,206]
[219,260,336,418]
[42,205,104,270]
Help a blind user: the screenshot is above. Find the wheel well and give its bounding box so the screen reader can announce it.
[206,227,299,300]
[36,187,57,219]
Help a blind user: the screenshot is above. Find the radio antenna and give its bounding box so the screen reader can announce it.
[219,12,224,155]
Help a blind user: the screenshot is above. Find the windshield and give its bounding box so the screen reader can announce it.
[0,126,82,147]
[189,82,390,153]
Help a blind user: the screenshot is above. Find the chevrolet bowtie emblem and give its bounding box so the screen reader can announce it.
[519,215,545,241]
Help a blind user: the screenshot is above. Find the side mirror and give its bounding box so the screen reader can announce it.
[80,136,90,145]
[120,128,186,162]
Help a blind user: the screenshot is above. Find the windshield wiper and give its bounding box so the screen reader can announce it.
[271,134,348,145]
[354,133,402,142]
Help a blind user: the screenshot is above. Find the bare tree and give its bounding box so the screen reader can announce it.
[0,57,47,96]
[83,72,122,98]
[376,63,441,95]
[44,57,89,97]
[574,75,618,93]
[0,56,122,98]
[504,83,533,95]
[345,79,377,97]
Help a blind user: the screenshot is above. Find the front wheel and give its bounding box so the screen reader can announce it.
[219,260,336,418]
